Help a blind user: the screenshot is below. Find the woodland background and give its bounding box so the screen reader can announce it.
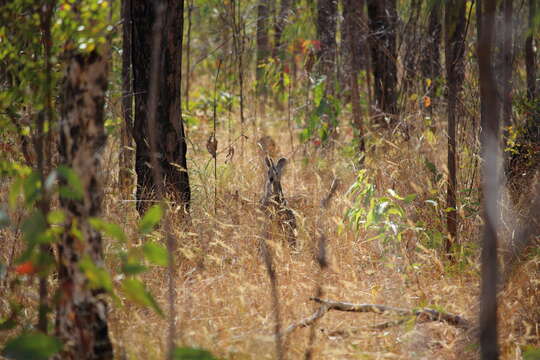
[0,0,539,359]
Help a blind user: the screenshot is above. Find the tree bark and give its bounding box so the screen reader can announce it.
[120,0,134,198]
[366,0,398,122]
[273,0,294,89]
[256,0,270,103]
[526,0,537,127]
[501,0,513,129]
[444,0,466,256]
[343,0,365,163]
[131,0,190,215]
[55,51,113,360]
[316,0,338,95]
[478,0,500,358]
[421,1,442,94]
[402,0,422,94]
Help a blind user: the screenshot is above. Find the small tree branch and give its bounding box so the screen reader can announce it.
[283,298,470,337]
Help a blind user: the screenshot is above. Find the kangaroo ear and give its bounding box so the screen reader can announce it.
[265,156,273,169]
[276,157,288,175]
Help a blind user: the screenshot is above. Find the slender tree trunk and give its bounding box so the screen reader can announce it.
[55,51,113,360]
[120,0,134,198]
[316,0,338,140]
[526,0,537,124]
[366,0,398,122]
[420,1,442,127]
[184,0,193,113]
[402,0,421,94]
[316,0,338,95]
[421,1,442,92]
[256,0,270,109]
[444,0,466,257]
[501,0,513,130]
[132,0,190,215]
[478,1,500,358]
[274,0,293,89]
[37,0,55,333]
[343,0,365,163]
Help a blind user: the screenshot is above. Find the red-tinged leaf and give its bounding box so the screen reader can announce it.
[14,261,35,275]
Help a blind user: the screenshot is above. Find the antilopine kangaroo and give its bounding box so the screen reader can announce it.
[261,156,297,248]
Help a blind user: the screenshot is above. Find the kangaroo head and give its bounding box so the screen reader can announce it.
[263,157,288,205]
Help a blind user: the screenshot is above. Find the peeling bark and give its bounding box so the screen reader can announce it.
[56,51,113,360]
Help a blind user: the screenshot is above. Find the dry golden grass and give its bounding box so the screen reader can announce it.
[1,106,539,360]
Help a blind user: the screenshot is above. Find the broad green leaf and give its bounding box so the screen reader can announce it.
[121,278,163,316]
[523,346,540,360]
[138,205,163,234]
[143,242,169,266]
[21,211,48,245]
[88,218,127,243]
[172,347,218,360]
[1,332,62,360]
[22,171,41,205]
[121,260,147,275]
[47,210,65,225]
[403,194,417,203]
[56,166,84,200]
[0,302,20,331]
[8,177,23,209]
[387,206,405,218]
[79,256,113,293]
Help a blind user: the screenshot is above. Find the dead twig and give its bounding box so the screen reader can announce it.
[283,298,470,337]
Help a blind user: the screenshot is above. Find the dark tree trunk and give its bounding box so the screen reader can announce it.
[402,0,421,94]
[421,1,442,94]
[316,0,338,94]
[120,0,134,198]
[444,0,466,256]
[256,0,270,102]
[501,0,513,129]
[274,0,294,89]
[478,1,500,358]
[341,0,366,96]
[526,0,537,124]
[343,0,366,162]
[366,0,398,121]
[55,51,113,360]
[132,0,190,215]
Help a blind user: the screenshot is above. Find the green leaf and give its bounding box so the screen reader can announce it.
[1,332,62,360]
[403,194,417,203]
[57,166,84,200]
[8,177,23,209]
[47,210,65,225]
[121,278,163,316]
[88,218,127,243]
[143,242,169,266]
[138,205,163,234]
[22,171,41,205]
[172,347,218,360]
[21,211,48,245]
[387,206,405,218]
[523,346,540,360]
[121,261,147,275]
[0,302,20,331]
[79,256,113,293]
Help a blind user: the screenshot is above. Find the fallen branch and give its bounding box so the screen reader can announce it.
[283,298,470,336]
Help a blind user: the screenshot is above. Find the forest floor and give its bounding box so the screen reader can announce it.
[1,107,539,359]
